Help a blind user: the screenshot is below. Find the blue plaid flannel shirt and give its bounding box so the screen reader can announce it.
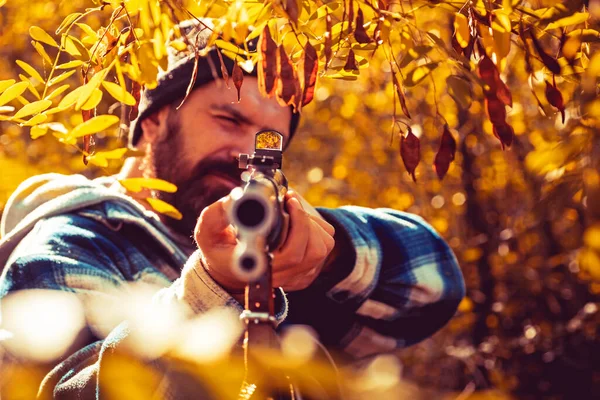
[0,181,464,396]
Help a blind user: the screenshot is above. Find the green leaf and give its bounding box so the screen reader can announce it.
[29,26,59,48]
[12,99,52,119]
[119,178,178,193]
[0,81,30,107]
[68,114,120,138]
[404,62,439,87]
[16,60,45,84]
[146,198,183,220]
[102,81,136,106]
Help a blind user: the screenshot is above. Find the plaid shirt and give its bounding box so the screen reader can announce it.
[0,175,464,397]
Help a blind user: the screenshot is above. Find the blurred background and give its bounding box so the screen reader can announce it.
[0,0,599,399]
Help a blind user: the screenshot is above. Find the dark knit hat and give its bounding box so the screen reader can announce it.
[129,19,300,149]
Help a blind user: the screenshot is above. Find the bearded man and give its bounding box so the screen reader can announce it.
[0,20,465,399]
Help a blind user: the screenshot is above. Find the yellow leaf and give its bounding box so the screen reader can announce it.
[85,154,109,168]
[45,84,70,100]
[30,124,49,139]
[68,114,120,138]
[75,23,98,40]
[56,13,83,35]
[61,35,88,58]
[48,70,76,87]
[119,178,177,193]
[81,88,103,110]
[101,81,136,106]
[29,26,59,48]
[494,10,512,33]
[96,148,129,159]
[32,41,53,64]
[86,148,130,167]
[404,62,439,87]
[566,29,600,42]
[0,79,17,94]
[21,77,41,100]
[0,81,30,107]
[146,198,183,220]
[458,297,473,313]
[31,121,67,139]
[57,60,84,69]
[587,52,600,77]
[20,113,48,127]
[584,224,600,250]
[16,60,45,84]
[58,86,85,109]
[12,99,52,120]
[76,69,108,111]
[454,13,470,48]
[153,28,165,60]
[546,12,589,30]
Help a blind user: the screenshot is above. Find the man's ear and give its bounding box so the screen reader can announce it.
[140,106,171,144]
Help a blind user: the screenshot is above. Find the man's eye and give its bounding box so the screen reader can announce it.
[216,115,239,125]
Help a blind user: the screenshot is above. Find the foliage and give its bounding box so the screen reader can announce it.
[0,0,599,398]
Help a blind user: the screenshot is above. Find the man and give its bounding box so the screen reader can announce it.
[0,20,464,398]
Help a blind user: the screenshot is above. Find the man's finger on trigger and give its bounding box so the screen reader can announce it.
[196,195,232,238]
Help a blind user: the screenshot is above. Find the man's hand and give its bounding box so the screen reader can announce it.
[193,191,336,294]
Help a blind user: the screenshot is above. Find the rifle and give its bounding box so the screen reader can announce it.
[227,130,343,399]
[227,130,293,399]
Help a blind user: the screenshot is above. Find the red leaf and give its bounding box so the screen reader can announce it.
[232,62,244,102]
[392,72,411,119]
[485,97,507,125]
[347,0,354,35]
[257,26,278,96]
[301,42,318,106]
[325,10,332,67]
[216,49,230,89]
[343,49,358,71]
[400,127,420,182]
[354,8,372,44]
[434,125,457,180]
[478,56,512,107]
[285,0,299,25]
[492,122,514,150]
[545,80,565,123]
[129,81,141,121]
[276,46,299,110]
[529,30,561,75]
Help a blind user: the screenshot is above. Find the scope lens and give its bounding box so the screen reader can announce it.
[236,199,266,227]
[241,256,256,272]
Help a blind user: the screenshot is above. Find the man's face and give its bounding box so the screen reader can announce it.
[146,77,292,237]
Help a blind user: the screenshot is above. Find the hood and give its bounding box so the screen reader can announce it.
[0,173,186,269]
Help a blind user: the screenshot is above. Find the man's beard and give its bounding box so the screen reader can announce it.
[146,113,243,238]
